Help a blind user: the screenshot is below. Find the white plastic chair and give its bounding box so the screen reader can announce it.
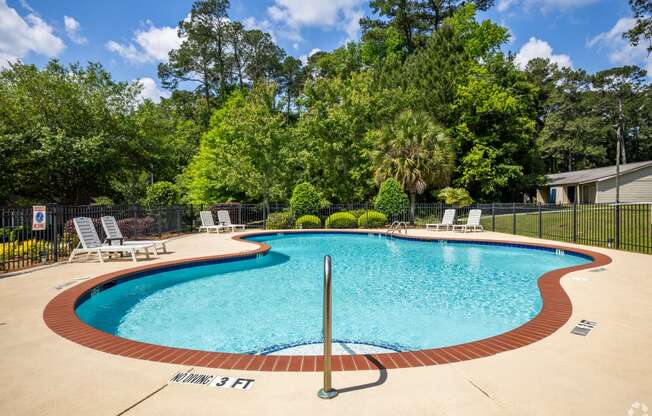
[101,216,167,254]
[217,210,246,232]
[68,217,155,263]
[452,209,484,233]
[198,211,228,233]
[426,209,456,231]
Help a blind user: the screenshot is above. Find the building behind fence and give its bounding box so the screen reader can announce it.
[1,202,650,272]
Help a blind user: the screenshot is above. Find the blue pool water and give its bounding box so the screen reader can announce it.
[76,233,590,354]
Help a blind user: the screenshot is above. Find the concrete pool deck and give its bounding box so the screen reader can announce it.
[0,230,651,415]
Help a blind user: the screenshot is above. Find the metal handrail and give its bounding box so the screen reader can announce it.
[386,221,408,234]
[317,255,337,399]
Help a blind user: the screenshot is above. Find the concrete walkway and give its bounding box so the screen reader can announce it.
[0,230,650,415]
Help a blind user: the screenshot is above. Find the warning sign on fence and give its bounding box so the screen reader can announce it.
[32,206,46,231]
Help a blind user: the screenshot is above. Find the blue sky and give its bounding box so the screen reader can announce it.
[0,0,647,101]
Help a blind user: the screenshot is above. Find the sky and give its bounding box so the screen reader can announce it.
[0,0,648,102]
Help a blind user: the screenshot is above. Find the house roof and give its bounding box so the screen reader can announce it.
[545,160,652,186]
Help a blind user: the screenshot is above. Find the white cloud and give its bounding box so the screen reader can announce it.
[64,16,87,45]
[0,0,65,68]
[18,0,34,13]
[588,17,652,76]
[266,0,365,42]
[514,37,573,68]
[498,0,600,13]
[299,48,322,64]
[106,21,181,64]
[135,77,170,103]
[243,16,278,42]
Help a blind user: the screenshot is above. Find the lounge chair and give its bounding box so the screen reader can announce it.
[68,217,156,263]
[452,209,484,233]
[426,209,456,231]
[101,216,167,254]
[198,211,228,233]
[217,210,246,232]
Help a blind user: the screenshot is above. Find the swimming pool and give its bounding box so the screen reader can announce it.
[75,232,592,356]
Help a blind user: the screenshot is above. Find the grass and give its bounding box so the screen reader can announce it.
[477,205,652,254]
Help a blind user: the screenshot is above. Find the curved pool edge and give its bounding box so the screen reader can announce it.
[43,230,612,372]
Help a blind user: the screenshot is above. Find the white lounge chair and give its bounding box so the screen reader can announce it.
[426,209,456,231]
[198,211,228,233]
[101,216,168,254]
[217,210,245,232]
[452,209,484,233]
[68,217,156,263]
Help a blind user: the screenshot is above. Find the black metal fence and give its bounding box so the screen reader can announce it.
[1,202,650,273]
[0,205,201,272]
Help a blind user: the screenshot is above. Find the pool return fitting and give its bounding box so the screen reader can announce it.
[318,255,338,400]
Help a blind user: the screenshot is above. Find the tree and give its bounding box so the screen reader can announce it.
[294,71,409,202]
[624,0,652,53]
[0,60,143,204]
[143,181,180,206]
[159,0,232,109]
[370,110,455,222]
[593,66,648,165]
[277,56,306,122]
[360,0,425,53]
[181,83,290,207]
[453,57,541,201]
[360,1,495,54]
[436,187,473,206]
[419,0,495,31]
[536,67,609,173]
[228,23,284,88]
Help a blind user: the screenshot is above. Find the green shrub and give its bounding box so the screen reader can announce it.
[143,181,179,206]
[266,211,294,229]
[290,182,321,216]
[358,210,388,228]
[349,209,367,219]
[415,214,439,227]
[91,196,114,206]
[374,178,408,217]
[295,215,321,229]
[325,212,357,229]
[436,187,473,207]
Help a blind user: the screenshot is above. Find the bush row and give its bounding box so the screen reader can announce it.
[266,210,388,230]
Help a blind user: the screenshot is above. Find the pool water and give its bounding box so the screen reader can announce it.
[76,233,590,354]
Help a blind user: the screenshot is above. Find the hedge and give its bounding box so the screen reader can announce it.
[295,215,321,229]
[357,210,388,228]
[325,212,357,229]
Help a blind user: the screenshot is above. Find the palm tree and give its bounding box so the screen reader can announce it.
[371,110,455,222]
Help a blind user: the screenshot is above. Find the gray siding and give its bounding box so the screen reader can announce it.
[596,165,652,203]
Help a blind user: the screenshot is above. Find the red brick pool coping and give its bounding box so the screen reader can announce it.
[43,230,612,372]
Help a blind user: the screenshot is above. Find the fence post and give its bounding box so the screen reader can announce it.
[157,207,162,237]
[572,203,577,243]
[133,205,138,240]
[538,204,542,239]
[615,204,621,249]
[512,202,516,234]
[189,205,194,232]
[176,206,181,233]
[491,203,496,231]
[52,206,59,262]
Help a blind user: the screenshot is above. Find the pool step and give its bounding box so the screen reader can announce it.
[268,342,395,356]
